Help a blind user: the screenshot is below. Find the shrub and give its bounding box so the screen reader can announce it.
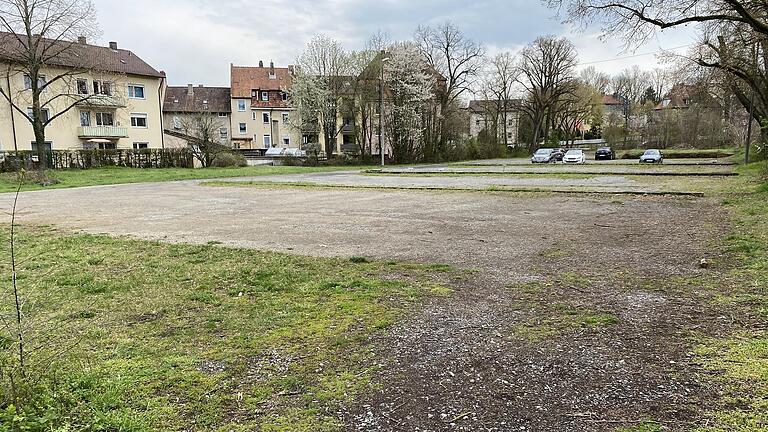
[212,152,247,168]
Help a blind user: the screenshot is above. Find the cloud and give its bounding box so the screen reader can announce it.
[93,0,699,86]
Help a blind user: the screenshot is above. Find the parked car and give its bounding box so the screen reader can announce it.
[552,148,566,161]
[594,147,616,160]
[639,149,663,164]
[531,148,556,163]
[563,149,586,164]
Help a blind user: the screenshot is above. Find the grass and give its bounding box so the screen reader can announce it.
[692,160,768,431]
[0,165,369,193]
[0,225,451,431]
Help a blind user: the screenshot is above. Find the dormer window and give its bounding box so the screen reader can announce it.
[269,72,276,80]
[261,91,268,102]
[252,90,257,97]
[282,92,288,101]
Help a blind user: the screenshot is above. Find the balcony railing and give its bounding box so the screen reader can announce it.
[77,126,129,139]
[75,95,127,108]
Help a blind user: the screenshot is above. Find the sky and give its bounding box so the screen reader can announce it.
[95,0,697,87]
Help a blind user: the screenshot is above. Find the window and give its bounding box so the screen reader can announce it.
[251,90,257,98]
[261,91,268,102]
[282,112,289,124]
[281,92,288,101]
[282,136,290,146]
[27,107,50,123]
[23,74,46,90]
[30,141,52,153]
[128,84,145,99]
[77,79,89,95]
[93,81,112,96]
[172,116,181,130]
[130,113,148,128]
[237,100,246,112]
[95,112,114,126]
[98,142,116,150]
[262,112,270,124]
[239,122,247,134]
[218,112,227,118]
[219,128,228,140]
[263,134,271,147]
[80,111,91,127]
[133,142,149,149]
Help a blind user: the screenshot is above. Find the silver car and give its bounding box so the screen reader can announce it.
[531,148,556,163]
[640,149,663,164]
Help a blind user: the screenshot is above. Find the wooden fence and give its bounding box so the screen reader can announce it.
[0,149,194,171]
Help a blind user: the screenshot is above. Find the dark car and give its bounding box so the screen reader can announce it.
[595,147,616,160]
[552,148,566,161]
[531,148,556,163]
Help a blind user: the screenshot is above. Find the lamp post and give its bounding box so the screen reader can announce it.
[379,52,390,167]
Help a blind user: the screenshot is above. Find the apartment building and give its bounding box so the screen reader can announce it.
[468,100,521,146]
[0,33,166,151]
[230,62,301,151]
[163,85,231,148]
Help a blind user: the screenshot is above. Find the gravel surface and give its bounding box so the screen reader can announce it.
[1,180,729,431]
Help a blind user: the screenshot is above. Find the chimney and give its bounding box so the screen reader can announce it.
[258,60,264,68]
[78,36,86,45]
[187,84,194,96]
[109,41,118,50]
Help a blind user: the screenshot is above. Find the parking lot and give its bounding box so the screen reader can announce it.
[2,163,739,431]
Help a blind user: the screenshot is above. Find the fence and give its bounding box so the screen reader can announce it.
[0,148,194,172]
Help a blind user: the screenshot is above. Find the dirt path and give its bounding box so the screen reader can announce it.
[1,181,728,431]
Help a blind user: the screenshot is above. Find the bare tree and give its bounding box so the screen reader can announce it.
[479,52,519,146]
[415,22,485,159]
[0,0,100,169]
[580,66,612,94]
[179,114,230,168]
[517,36,579,146]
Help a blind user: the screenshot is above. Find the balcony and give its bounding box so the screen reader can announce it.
[75,95,127,109]
[78,126,129,139]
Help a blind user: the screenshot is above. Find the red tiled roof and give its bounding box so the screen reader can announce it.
[0,32,164,78]
[231,64,293,99]
[602,94,624,106]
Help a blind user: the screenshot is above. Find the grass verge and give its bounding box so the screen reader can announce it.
[693,160,768,431]
[0,165,368,193]
[0,226,451,431]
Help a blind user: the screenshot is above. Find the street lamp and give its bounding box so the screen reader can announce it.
[379,52,390,167]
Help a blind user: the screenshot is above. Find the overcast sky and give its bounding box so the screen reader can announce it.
[95,0,696,87]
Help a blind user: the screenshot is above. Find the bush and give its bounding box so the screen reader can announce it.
[212,152,247,168]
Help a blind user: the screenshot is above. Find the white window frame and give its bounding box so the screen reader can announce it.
[130,113,148,128]
[219,128,228,140]
[23,74,46,91]
[80,111,91,127]
[281,92,288,101]
[238,122,247,134]
[128,84,146,100]
[133,142,149,149]
[172,116,181,130]
[218,112,228,118]
[263,134,271,147]
[282,136,290,146]
[261,91,268,102]
[262,112,270,124]
[77,79,89,95]
[237,100,247,112]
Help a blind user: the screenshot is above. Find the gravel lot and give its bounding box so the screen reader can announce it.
[2,178,729,431]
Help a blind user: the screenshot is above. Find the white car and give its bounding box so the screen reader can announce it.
[562,149,586,164]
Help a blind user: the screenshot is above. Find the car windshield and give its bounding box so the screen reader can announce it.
[535,149,552,155]
[566,150,582,155]
[644,150,660,155]
[598,148,611,152]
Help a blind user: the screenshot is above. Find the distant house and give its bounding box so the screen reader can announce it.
[163,85,231,148]
[230,62,300,151]
[467,99,521,146]
[654,84,694,111]
[601,94,626,124]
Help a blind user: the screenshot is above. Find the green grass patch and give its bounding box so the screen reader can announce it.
[0,165,369,193]
[0,226,451,431]
[693,160,768,431]
[618,421,662,432]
